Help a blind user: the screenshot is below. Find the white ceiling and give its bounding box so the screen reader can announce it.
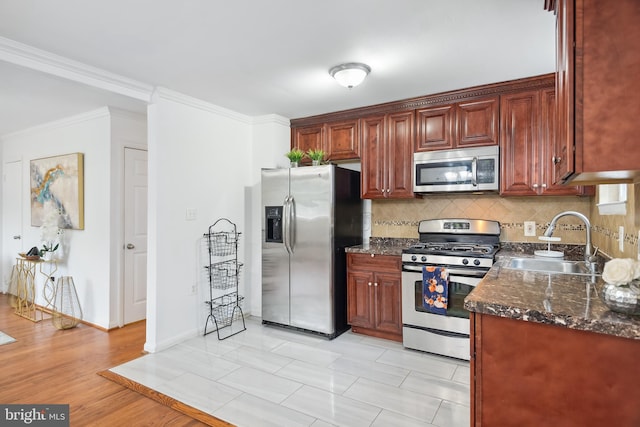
[0,0,556,137]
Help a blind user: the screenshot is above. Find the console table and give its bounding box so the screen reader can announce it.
[13,257,57,322]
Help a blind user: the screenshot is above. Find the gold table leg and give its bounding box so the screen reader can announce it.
[14,258,41,322]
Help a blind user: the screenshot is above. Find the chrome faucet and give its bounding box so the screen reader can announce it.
[543,211,598,266]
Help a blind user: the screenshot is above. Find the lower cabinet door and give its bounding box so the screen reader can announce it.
[347,271,375,329]
[373,272,402,335]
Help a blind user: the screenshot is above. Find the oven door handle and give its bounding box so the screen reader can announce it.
[403,264,486,278]
[449,274,480,287]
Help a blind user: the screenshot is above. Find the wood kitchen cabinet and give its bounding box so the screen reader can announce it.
[415,96,499,151]
[291,120,359,163]
[347,253,402,342]
[500,87,592,196]
[326,120,360,161]
[292,125,323,164]
[550,0,640,184]
[360,111,414,199]
[470,312,640,426]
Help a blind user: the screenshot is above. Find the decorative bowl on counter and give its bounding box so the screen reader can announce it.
[601,281,640,315]
[18,252,41,261]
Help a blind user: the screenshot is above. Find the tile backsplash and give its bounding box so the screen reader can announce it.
[371,185,638,259]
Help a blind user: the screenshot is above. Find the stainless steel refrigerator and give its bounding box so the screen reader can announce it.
[261,164,362,338]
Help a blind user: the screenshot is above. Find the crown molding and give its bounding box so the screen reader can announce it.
[1,107,111,140]
[252,114,291,127]
[151,87,253,124]
[291,73,555,126]
[0,36,153,101]
[107,106,147,123]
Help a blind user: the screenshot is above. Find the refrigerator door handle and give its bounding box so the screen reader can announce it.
[283,196,292,254]
[289,196,296,253]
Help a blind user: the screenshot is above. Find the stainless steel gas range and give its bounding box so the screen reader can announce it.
[401,219,500,360]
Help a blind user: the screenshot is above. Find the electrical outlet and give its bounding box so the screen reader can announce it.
[524,221,536,237]
[190,284,197,295]
[619,226,624,252]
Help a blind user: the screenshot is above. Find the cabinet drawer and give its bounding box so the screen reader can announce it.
[347,253,401,272]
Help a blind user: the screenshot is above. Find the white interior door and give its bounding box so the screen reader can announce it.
[2,160,23,293]
[123,148,148,324]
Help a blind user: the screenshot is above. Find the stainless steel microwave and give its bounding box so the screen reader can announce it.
[413,145,499,193]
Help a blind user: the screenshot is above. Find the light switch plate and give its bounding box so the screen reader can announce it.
[185,208,197,221]
[619,226,624,252]
[524,221,536,237]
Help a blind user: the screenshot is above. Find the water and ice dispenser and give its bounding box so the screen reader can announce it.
[265,206,283,243]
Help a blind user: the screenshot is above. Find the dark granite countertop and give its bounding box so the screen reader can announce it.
[465,250,640,340]
[345,237,417,256]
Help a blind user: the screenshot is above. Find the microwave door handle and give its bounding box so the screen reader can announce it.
[471,157,478,186]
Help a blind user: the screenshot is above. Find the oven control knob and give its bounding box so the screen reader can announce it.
[411,255,417,262]
[462,258,469,265]
[474,259,481,266]
[420,256,427,262]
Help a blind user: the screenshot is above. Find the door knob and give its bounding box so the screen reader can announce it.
[126,243,135,249]
[13,235,21,240]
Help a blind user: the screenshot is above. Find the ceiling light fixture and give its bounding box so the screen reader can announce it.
[329,62,371,89]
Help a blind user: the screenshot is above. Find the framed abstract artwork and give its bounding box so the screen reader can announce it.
[30,153,84,230]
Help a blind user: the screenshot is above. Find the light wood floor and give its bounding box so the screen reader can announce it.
[0,296,222,426]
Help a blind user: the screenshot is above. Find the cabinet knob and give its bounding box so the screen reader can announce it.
[552,156,562,164]
[541,183,547,188]
[126,243,135,249]
[532,183,539,189]
[368,282,372,287]
[374,282,378,287]
[370,253,375,258]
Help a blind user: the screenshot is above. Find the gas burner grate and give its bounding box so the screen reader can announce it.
[406,243,497,256]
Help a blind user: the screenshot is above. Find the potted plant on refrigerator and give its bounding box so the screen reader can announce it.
[285,148,305,167]
[307,149,325,166]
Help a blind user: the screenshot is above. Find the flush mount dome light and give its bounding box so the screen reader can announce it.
[329,62,371,88]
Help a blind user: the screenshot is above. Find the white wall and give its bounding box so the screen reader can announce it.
[1,107,146,328]
[145,89,256,352]
[2,109,108,327]
[1,89,288,349]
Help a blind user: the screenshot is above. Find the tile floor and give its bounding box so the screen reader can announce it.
[110,318,470,427]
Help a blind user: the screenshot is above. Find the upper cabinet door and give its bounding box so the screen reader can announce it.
[415,105,455,151]
[293,125,324,164]
[552,0,640,184]
[552,0,573,183]
[500,90,540,196]
[457,97,499,148]
[326,120,360,161]
[361,112,414,200]
[415,96,498,152]
[386,111,415,199]
[361,116,386,199]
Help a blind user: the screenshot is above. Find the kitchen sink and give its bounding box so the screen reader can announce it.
[505,257,600,275]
